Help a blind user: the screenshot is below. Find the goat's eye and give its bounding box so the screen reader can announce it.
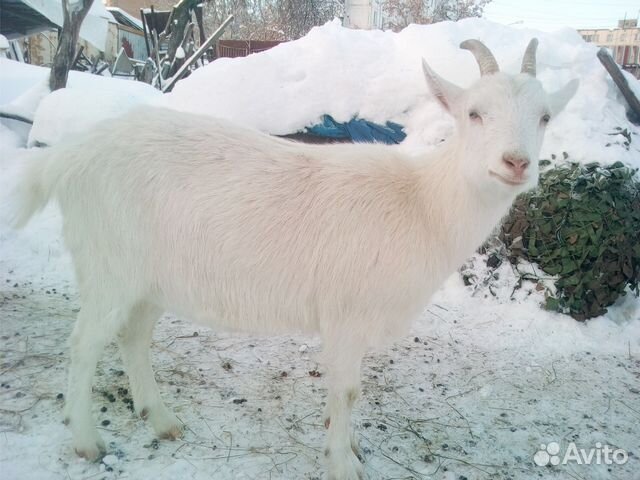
[541,114,551,124]
[469,111,481,121]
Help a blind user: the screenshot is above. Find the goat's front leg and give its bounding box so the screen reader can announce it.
[117,302,183,440]
[322,345,365,480]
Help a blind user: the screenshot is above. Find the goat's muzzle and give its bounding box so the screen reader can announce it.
[502,153,530,178]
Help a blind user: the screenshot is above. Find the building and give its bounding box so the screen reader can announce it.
[104,0,174,19]
[0,0,117,64]
[578,19,640,78]
[343,0,385,30]
[1,1,147,68]
[107,7,147,61]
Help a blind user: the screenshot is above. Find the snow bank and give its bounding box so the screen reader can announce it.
[0,60,48,105]
[28,83,160,147]
[0,59,160,146]
[165,19,640,168]
[3,20,638,164]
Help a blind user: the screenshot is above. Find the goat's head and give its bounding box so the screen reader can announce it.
[422,39,578,196]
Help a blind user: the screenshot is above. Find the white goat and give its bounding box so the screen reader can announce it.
[14,39,577,479]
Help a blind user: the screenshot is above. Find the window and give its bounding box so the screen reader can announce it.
[607,34,613,42]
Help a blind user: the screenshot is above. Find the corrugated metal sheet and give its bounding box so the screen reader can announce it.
[118,27,147,61]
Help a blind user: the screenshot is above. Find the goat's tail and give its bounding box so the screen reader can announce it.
[11,148,61,229]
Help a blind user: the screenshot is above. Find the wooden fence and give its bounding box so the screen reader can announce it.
[216,40,283,58]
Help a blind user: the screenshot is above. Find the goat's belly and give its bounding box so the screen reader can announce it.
[147,233,438,343]
[155,275,320,335]
[167,304,320,336]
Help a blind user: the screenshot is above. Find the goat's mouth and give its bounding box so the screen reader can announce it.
[488,170,526,186]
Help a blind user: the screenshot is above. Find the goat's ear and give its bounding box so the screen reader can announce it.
[422,58,463,112]
[548,79,579,116]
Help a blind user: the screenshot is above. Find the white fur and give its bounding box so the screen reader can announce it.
[13,48,577,478]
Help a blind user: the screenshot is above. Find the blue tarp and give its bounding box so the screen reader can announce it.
[306,115,406,144]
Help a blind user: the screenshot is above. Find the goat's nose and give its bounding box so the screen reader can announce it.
[502,153,530,175]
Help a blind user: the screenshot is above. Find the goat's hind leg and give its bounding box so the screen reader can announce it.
[322,339,365,480]
[64,301,126,461]
[117,302,183,440]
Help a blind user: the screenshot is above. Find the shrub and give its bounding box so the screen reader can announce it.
[500,160,640,321]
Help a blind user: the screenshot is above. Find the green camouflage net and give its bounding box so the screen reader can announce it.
[500,160,640,321]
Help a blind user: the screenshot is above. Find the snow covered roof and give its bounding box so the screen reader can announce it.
[0,0,59,40]
[106,7,143,31]
[2,0,115,50]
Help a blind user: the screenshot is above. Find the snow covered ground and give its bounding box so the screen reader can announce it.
[1,19,639,480]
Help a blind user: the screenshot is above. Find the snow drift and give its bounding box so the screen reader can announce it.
[164,18,640,168]
[3,19,638,169]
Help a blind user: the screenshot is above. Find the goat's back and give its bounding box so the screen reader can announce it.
[45,107,432,341]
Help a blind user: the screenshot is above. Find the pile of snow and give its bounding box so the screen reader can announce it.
[0,59,160,146]
[3,19,638,166]
[164,18,640,168]
[28,82,160,147]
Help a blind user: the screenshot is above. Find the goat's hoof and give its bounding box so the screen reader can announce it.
[158,423,184,440]
[74,437,106,462]
[147,407,184,440]
[327,448,364,480]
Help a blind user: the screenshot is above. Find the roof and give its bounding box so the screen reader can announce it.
[0,0,114,50]
[107,7,143,31]
[0,0,58,39]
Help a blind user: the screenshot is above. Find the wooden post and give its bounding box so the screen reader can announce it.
[71,44,85,69]
[171,22,194,73]
[153,29,163,90]
[163,0,199,77]
[164,0,198,62]
[597,47,640,123]
[195,5,206,45]
[49,0,94,91]
[140,8,151,58]
[149,5,157,46]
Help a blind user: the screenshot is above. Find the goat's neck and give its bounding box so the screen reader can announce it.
[417,140,514,269]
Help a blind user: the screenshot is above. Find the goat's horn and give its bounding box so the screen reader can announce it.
[520,38,538,76]
[460,39,499,76]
